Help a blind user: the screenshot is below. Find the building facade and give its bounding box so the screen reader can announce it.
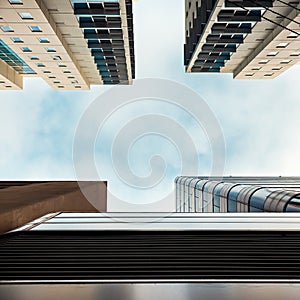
[2,213,300,299]
[0,181,107,234]
[185,0,300,79]
[0,0,135,90]
[175,176,300,212]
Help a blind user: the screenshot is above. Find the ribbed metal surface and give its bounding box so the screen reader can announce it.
[1,231,300,282]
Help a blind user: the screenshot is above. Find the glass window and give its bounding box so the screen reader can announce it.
[276,42,289,48]
[19,12,33,19]
[29,26,42,32]
[57,85,64,88]
[63,69,71,73]
[259,59,269,64]
[11,37,23,43]
[21,47,31,52]
[71,80,78,84]
[213,183,225,212]
[46,47,56,52]
[227,185,247,212]
[36,62,45,67]
[1,26,14,32]
[43,70,51,73]
[202,181,220,213]
[0,39,36,74]
[9,0,23,3]
[250,189,273,211]
[286,197,300,212]
[249,207,263,212]
[53,55,62,60]
[59,63,66,67]
[29,55,39,60]
[290,52,300,57]
[267,51,278,57]
[38,37,49,43]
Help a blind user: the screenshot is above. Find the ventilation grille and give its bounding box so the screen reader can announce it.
[1,231,300,282]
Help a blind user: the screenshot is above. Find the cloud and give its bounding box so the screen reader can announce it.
[0,1,299,213]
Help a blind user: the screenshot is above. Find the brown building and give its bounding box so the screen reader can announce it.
[0,181,107,234]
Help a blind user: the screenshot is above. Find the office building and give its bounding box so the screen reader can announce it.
[2,212,300,299]
[0,0,135,90]
[185,0,300,79]
[175,176,300,212]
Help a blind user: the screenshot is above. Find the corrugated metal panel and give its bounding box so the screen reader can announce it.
[1,231,300,282]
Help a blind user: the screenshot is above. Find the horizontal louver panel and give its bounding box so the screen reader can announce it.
[1,231,300,282]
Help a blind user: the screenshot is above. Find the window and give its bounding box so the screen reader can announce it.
[0,80,5,83]
[36,62,45,67]
[264,72,274,77]
[272,66,282,70]
[71,80,78,84]
[29,55,39,60]
[9,0,23,4]
[251,66,261,70]
[11,37,23,43]
[67,76,75,79]
[19,12,33,19]
[46,47,56,52]
[249,189,271,211]
[57,85,64,88]
[38,37,49,43]
[53,80,60,84]
[259,59,269,64]
[267,51,278,56]
[43,70,51,74]
[280,59,291,64]
[29,26,42,32]
[58,63,66,67]
[75,86,81,89]
[1,26,14,32]
[287,32,298,38]
[290,52,300,56]
[245,72,254,76]
[53,56,62,60]
[276,42,289,48]
[21,47,31,52]
[63,69,71,73]
[48,75,56,79]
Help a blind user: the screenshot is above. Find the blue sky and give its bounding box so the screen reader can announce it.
[0,0,300,211]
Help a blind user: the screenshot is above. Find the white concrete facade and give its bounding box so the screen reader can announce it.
[0,0,134,89]
[185,0,300,79]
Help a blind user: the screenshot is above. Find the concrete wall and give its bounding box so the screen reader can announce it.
[0,181,107,234]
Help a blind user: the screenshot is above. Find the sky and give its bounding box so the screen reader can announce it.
[0,0,300,212]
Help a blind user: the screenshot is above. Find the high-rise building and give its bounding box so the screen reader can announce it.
[0,0,135,90]
[184,0,300,79]
[175,176,300,212]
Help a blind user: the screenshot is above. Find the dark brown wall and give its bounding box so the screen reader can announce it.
[0,181,107,234]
